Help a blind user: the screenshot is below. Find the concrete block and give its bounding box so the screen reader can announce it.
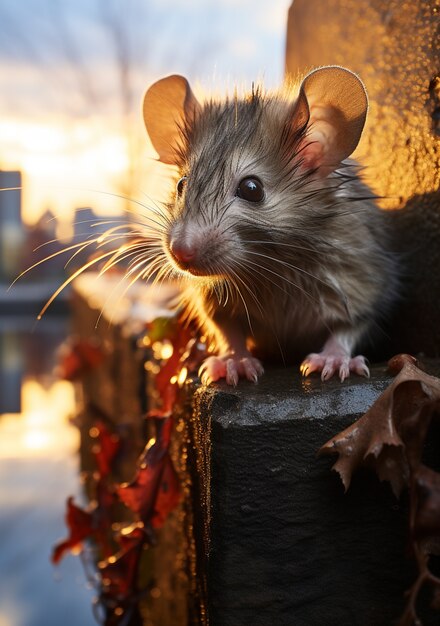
[191,365,416,626]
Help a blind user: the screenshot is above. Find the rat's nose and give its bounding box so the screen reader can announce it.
[169,238,196,265]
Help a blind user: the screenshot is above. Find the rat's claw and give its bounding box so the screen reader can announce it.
[200,369,215,386]
[321,358,337,381]
[338,359,350,382]
[225,359,239,386]
[350,356,370,378]
[199,356,226,385]
[199,354,264,386]
[300,354,325,377]
[301,352,370,382]
[241,357,264,383]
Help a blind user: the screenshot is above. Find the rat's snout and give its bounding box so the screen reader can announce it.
[166,221,226,276]
[169,237,196,264]
[167,222,202,272]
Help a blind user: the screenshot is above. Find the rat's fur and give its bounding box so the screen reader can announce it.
[143,68,399,382]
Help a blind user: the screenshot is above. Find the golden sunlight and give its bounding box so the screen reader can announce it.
[0,113,174,245]
[0,116,156,227]
[0,378,78,459]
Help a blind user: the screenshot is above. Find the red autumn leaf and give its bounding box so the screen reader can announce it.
[116,451,164,522]
[52,497,95,564]
[59,350,83,381]
[148,384,177,420]
[116,419,180,527]
[53,490,117,565]
[144,316,205,419]
[151,453,181,528]
[98,528,146,596]
[151,325,193,416]
[319,355,440,496]
[54,315,202,619]
[59,339,105,381]
[91,420,121,478]
[95,477,119,513]
[147,408,173,420]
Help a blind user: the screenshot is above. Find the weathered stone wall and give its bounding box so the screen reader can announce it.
[286,0,440,357]
[286,0,439,209]
[195,367,413,626]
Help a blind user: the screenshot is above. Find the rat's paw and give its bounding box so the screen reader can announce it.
[199,355,264,386]
[300,353,369,382]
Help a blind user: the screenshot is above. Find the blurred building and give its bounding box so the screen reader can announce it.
[0,330,22,413]
[0,171,127,289]
[21,205,127,280]
[0,170,25,282]
[72,206,126,240]
[21,208,64,280]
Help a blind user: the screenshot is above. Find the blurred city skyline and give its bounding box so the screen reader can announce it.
[0,0,291,231]
[0,6,292,624]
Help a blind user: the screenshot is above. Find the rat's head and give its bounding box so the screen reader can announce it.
[143,67,368,284]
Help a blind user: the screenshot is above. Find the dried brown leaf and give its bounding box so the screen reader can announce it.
[319,355,440,496]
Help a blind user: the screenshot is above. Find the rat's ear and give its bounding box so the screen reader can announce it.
[143,75,201,165]
[292,66,368,177]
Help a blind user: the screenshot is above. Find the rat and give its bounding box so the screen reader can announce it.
[142,66,398,385]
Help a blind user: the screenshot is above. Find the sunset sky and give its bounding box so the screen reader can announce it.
[0,0,291,230]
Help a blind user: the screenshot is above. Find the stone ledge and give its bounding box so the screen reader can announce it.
[192,365,437,626]
[198,364,394,425]
[71,277,440,625]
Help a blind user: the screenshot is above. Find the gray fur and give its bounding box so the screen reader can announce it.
[161,89,398,363]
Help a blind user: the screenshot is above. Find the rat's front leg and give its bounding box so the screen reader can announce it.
[300,331,369,382]
[198,317,264,386]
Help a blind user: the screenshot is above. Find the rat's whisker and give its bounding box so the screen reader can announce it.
[124,252,162,280]
[31,221,142,253]
[228,265,259,308]
[227,271,256,335]
[246,250,334,291]
[37,249,122,319]
[150,258,174,289]
[235,261,288,364]
[246,249,350,317]
[61,232,139,270]
[10,237,109,288]
[244,258,322,309]
[67,185,170,223]
[98,243,158,275]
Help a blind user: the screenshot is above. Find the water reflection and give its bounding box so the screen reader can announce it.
[0,317,69,414]
[0,316,95,626]
[0,378,78,459]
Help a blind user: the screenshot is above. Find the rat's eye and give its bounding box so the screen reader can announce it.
[176,176,187,196]
[236,177,264,203]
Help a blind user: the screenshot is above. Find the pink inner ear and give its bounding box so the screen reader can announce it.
[298,140,323,171]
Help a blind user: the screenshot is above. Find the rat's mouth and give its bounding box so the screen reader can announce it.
[167,251,217,277]
[165,228,229,279]
[178,264,212,277]
[165,238,224,277]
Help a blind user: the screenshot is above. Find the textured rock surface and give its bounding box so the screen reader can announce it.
[285,0,440,357]
[286,0,439,208]
[193,365,428,626]
[72,277,440,625]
